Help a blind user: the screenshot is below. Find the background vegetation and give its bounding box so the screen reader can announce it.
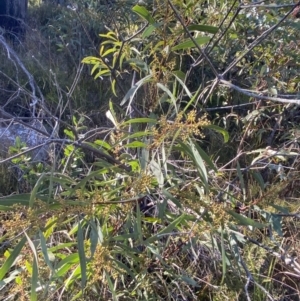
[1,0,300,300]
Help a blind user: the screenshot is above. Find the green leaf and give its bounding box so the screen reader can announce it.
[104,270,118,301]
[189,139,208,193]
[89,220,102,259]
[180,275,201,287]
[269,204,289,214]
[220,227,226,285]
[65,264,81,292]
[157,83,177,112]
[132,5,155,24]
[39,231,54,270]
[24,232,38,301]
[145,214,186,244]
[123,141,147,148]
[127,58,149,73]
[203,124,229,143]
[112,258,136,280]
[121,74,153,106]
[270,214,283,237]
[162,189,182,209]
[81,56,102,64]
[0,194,27,206]
[94,69,110,79]
[29,173,46,208]
[252,171,265,191]
[56,254,80,277]
[93,140,112,150]
[122,118,157,125]
[120,131,153,143]
[172,70,186,81]
[192,143,217,172]
[0,193,52,206]
[77,219,87,290]
[142,23,162,38]
[149,159,164,188]
[64,129,75,140]
[0,237,26,280]
[187,24,218,34]
[136,203,143,243]
[0,205,13,211]
[172,36,210,51]
[171,72,192,98]
[177,140,209,192]
[227,210,268,229]
[111,79,117,96]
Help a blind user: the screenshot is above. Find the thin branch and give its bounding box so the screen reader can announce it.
[220,79,300,105]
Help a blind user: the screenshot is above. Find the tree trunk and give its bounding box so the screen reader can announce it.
[0,0,28,40]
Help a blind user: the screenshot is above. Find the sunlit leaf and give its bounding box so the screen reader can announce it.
[56,254,80,277]
[122,118,157,125]
[123,141,147,148]
[111,79,117,96]
[149,159,164,188]
[0,237,26,280]
[81,56,102,64]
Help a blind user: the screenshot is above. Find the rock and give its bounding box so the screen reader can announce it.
[0,120,50,162]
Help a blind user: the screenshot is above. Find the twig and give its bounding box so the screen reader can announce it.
[220,79,300,105]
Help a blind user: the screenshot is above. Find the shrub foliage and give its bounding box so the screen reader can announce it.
[1,0,300,300]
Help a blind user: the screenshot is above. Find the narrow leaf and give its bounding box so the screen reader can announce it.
[77,220,87,290]
[104,270,118,301]
[203,124,229,143]
[149,159,164,188]
[145,214,186,244]
[132,5,155,24]
[220,228,226,285]
[227,210,268,229]
[142,23,162,38]
[157,83,177,112]
[122,141,147,148]
[29,173,45,208]
[24,232,38,301]
[187,24,218,34]
[122,118,157,125]
[39,231,54,270]
[121,74,152,106]
[0,237,26,280]
[172,36,210,51]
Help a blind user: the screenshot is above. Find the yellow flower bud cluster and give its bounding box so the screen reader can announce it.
[151,110,210,148]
